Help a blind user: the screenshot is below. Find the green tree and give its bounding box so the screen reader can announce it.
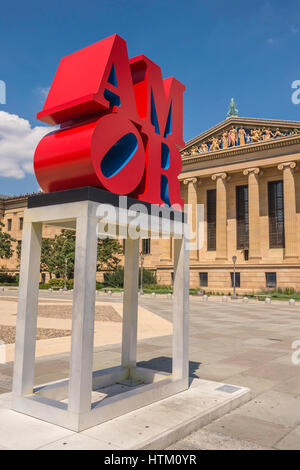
[97,238,123,272]
[40,238,56,279]
[51,230,76,279]
[0,221,15,260]
[40,231,122,279]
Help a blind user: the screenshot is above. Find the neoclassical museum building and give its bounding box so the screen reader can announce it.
[2,114,300,292]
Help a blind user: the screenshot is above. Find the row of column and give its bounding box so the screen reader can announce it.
[183,161,298,261]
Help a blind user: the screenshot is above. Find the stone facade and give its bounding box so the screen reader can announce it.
[178,116,300,292]
[2,116,300,293]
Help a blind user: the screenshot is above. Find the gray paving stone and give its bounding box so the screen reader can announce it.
[2,293,300,449]
[233,390,300,428]
[275,426,300,450]
[204,414,291,447]
[168,429,269,450]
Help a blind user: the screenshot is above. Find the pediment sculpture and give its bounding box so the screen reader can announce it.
[182,126,300,157]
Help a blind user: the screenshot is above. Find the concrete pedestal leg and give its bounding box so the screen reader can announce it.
[68,213,98,415]
[172,237,189,382]
[13,221,42,397]
[121,238,140,371]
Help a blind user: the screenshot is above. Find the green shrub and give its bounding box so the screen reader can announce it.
[143,284,172,294]
[103,268,124,287]
[39,283,49,290]
[0,273,18,284]
[284,287,295,295]
[48,278,65,289]
[103,267,157,288]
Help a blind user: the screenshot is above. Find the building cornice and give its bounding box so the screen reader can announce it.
[183,116,300,150]
[181,134,300,170]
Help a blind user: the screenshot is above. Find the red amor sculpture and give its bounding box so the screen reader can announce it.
[34,34,185,208]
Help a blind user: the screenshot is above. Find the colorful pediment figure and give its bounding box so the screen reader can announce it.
[201,142,209,153]
[222,130,229,149]
[263,127,273,140]
[191,145,198,155]
[250,128,262,142]
[238,127,246,146]
[210,137,220,151]
[229,126,238,146]
[273,128,283,138]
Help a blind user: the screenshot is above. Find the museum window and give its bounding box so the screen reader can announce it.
[268,181,285,248]
[230,272,240,288]
[142,238,151,254]
[199,272,208,287]
[207,189,216,251]
[266,272,276,289]
[19,217,23,230]
[7,219,12,231]
[236,185,249,249]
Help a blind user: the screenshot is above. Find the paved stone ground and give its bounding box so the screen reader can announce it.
[0,291,300,449]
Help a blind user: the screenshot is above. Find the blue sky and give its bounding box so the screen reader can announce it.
[0,0,300,195]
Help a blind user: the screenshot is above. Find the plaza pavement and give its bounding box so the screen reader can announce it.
[0,290,300,449]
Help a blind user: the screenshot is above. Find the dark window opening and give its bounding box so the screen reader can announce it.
[268,181,284,248]
[266,272,276,289]
[199,272,208,287]
[265,273,277,289]
[19,217,23,230]
[142,238,151,254]
[207,189,216,251]
[244,249,249,261]
[230,272,240,288]
[7,219,12,231]
[236,185,249,249]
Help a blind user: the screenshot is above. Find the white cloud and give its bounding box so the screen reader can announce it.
[37,87,50,103]
[0,111,52,179]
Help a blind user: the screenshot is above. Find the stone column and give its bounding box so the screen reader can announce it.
[183,177,198,261]
[278,162,298,259]
[212,172,227,259]
[243,167,261,259]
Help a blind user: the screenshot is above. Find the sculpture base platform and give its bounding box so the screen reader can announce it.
[12,193,190,432]
[1,378,250,450]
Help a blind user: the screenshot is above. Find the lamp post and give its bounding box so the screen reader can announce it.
[232,255,237,299]
[63,258,69,291]
[140,252,144,295]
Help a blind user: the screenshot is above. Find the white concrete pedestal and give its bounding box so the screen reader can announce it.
[1,378,250,449]
[12,194,190,432]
